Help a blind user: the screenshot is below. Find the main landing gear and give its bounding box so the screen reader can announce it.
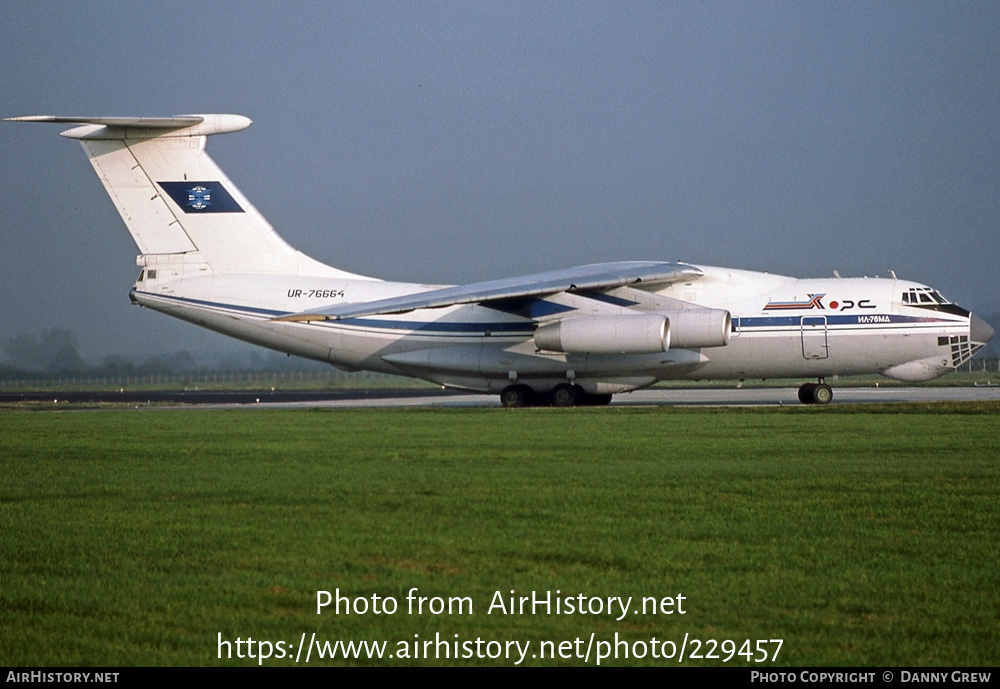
[798,380,833,405]
[500,383,613,408]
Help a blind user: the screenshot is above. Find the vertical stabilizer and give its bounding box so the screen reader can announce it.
[6,115,367,279]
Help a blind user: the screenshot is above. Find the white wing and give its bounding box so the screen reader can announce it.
[275,261,703,322]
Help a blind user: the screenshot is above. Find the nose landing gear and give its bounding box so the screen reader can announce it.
[798,380,833,405]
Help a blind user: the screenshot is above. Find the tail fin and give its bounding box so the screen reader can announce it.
[6,115,365,278]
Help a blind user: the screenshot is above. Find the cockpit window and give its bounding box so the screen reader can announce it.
[901,287,969,317]
[903,287,950,305]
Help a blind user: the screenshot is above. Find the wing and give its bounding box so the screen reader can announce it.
[275,261,703,322]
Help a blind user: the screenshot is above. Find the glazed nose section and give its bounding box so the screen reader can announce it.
[970,314,994,345]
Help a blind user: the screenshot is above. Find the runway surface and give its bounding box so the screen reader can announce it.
[4,385,997,409]
[247,385,999,409]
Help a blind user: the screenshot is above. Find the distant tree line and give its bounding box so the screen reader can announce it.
[0,328,331,378]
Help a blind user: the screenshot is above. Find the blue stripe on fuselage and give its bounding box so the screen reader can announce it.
[737,314,955,329]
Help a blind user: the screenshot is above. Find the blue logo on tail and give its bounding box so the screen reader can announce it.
[187,185,212,210]
[158,181,244,213]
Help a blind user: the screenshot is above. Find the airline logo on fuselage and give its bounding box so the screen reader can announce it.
[763,294,826,311]
[763,294,877,311]
[158,181,244,213]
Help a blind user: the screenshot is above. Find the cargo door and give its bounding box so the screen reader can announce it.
[801,316,829,360]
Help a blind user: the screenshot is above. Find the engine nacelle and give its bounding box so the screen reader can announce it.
[533,309,732,354]
[534,314,669,354]
[665,308,732,348]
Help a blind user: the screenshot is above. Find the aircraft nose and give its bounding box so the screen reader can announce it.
[970,314,994,345]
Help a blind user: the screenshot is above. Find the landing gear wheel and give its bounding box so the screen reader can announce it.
[798,382,833,405]
[798,383,816,404]
[812,384,833,405]
[551,383,582,407]
[500,384,533,408]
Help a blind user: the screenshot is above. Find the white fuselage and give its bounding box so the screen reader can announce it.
[131,264,975,394]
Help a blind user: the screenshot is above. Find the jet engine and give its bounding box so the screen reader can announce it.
[665,308,732,348]
[533,309,730,354]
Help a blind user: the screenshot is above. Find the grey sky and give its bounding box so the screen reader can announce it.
[2,1,998,361]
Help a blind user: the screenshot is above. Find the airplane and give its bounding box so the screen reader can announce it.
[6,113,994,406]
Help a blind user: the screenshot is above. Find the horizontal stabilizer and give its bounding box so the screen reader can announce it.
[276,261,703,322]
[5,114,252,139]
[5,115,204,127]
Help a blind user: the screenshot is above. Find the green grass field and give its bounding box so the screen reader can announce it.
[1,403,998,666]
